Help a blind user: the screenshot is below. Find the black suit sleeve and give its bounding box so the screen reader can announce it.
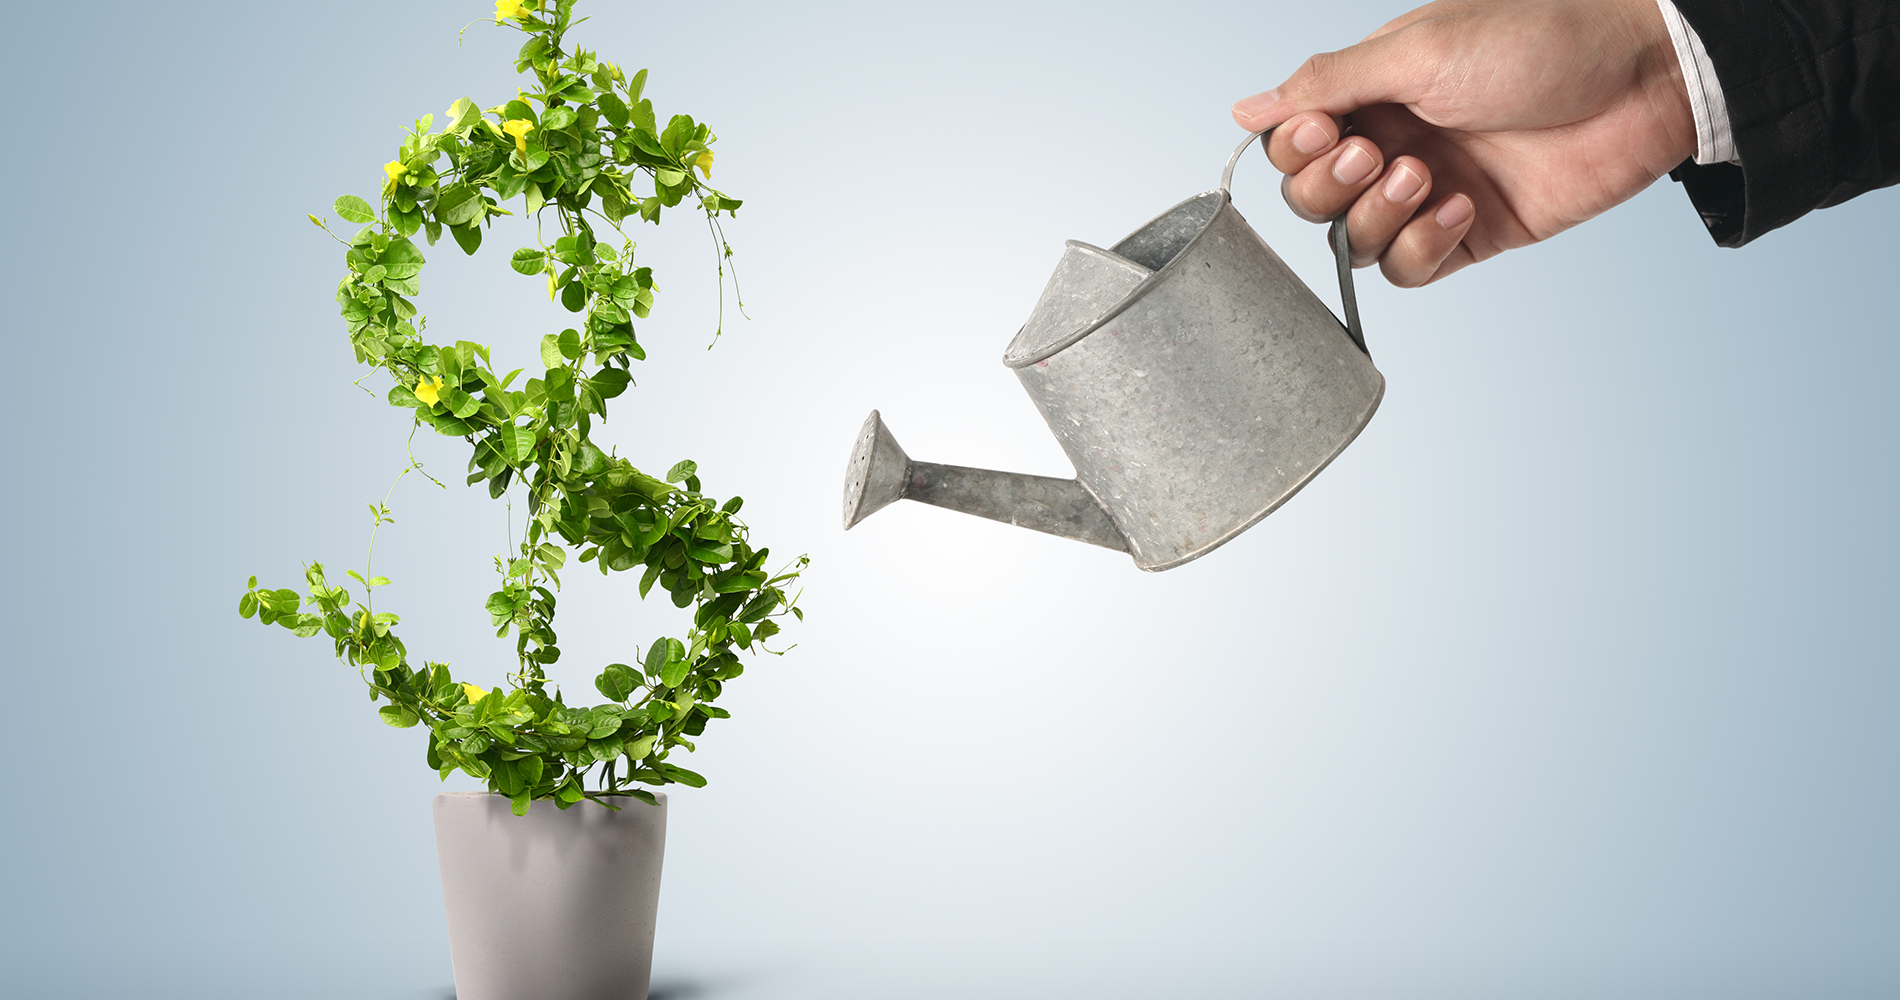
[1667,0,1900,247]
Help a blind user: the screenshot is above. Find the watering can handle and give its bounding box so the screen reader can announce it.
[1222,130,1368,355]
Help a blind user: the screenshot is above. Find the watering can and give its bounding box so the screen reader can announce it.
[842,130,1384,572]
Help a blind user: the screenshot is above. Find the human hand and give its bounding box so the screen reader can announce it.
[1233,0,1697,286]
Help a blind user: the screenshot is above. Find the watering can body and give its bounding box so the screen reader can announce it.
[844,132,1384,571]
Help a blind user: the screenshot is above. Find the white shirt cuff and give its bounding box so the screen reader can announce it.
[1656,0,1739,165]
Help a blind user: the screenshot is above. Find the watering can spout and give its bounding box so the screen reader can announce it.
[842,410,1128,553]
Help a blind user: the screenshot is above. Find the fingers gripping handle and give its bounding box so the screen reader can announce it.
[1220,129,1368,356]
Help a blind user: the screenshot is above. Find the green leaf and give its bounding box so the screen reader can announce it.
[597,91,629,126]
[431,413,475,437]
[715,570,767,593]
[511,248,547,275]
[658,762,707,788]
[539,334,565,369]
[451,223,482,255]
[389,204,423,237]
[575,440,610,476]
[334,195,376,224]
[444,387,483,418]
[384,272,421,297]
[437,184,483,226]
[659,659,689,689]
[590,736,625,763]
[665,460,697,484]
[587,705,626,737]
[379,239,426,279]
[689,543,735,564]
[589,368,631,399]
[379,704,420,728]
[497,423,535,464]
[516,36,551,72]
[486,590,518,625]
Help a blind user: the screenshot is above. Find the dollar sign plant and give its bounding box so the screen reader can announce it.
[240,0,804,816]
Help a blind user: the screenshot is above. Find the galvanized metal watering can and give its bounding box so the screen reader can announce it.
[842,130,1384,571]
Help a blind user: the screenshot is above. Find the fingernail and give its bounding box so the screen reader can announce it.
[1383,164,1423,203]
[1436,195,1473,228]
[1332,143,1375,185]
[1232,88,1279,125]
[1292,120,1332,155]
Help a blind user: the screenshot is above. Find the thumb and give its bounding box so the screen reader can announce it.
[1232,31,1438,131]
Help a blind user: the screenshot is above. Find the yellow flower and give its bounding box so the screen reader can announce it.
[447,98,468,124]
[493,0,528,23]
[462,682,488,703]
[693,150,714,179]
[415,374,445,405]
[502,118,535,156]
[383,158,408,194]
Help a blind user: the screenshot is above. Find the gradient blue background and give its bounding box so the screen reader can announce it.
[3,1,1894,997]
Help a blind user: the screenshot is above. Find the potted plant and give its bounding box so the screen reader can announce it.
[239,2,803,997]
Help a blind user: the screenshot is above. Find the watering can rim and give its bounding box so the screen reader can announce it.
[1001,128,1365,370]
[1001,188,1233,370]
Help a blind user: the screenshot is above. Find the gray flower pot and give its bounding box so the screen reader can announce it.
[433,791,668,1000]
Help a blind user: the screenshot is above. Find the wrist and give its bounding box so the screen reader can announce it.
[1634,0,1699,163]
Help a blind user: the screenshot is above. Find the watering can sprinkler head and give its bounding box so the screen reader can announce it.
[841,409,910,531]
[843,410,1130,552]
[842,131,1384,572]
